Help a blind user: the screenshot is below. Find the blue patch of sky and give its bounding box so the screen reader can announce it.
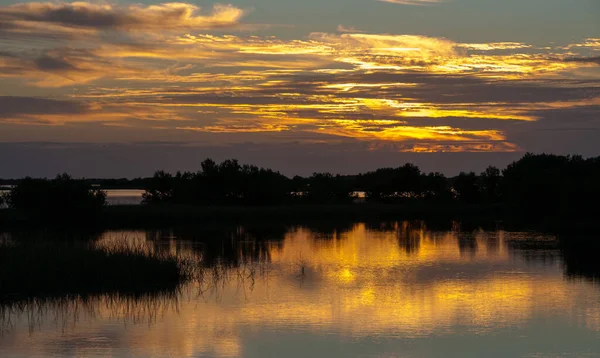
[0,0,597,44]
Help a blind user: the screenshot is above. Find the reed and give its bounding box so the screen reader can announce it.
[0,239,190,302]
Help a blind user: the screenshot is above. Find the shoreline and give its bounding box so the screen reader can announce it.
[1,203,597,234]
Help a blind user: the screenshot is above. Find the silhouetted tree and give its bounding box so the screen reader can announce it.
[502,153,569,217]
[142,171,174,204]
[502,153,600,219]
[304,173,355,204]
[453,172,481,204]
[480,166,502,203]
[422,172,453,202]
[142,159,292,205]
[135,154,600,219]
[360,163,424,202]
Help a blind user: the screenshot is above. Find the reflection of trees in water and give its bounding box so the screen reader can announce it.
[451,222,478,258]
[141,225,282,301]
[484,231,501,254]
[457,233,478,258]
[503,232,564,282]
[3,228,104,243]
[505,233,561,267]
[4,221,599,337]
[144,225,285,267]
[559,235,600,282]
[302,221,356,241]
[396,221,423,255]
[504,232,600,282]
[364,220,450,255]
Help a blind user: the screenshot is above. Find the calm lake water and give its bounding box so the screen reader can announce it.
[0,189,145,207]
[1,222,599,357]
[103,189,145,205]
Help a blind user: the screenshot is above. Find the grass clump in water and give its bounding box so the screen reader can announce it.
[0,239,190,302]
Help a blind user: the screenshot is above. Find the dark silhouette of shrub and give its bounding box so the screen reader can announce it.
[0,240,184,300]
[5,174,106,222]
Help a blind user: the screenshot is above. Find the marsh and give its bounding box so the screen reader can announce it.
[1,221,599,357]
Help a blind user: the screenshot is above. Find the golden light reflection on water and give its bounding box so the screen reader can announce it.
[2,223,600,357]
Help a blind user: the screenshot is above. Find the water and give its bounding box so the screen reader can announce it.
[1,222,599,357]
[104,189,144,205]
[0,189,145,207]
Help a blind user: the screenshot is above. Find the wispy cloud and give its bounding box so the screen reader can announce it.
[337,25,365,33]
[377,0,444,6]
[458,42,533,51]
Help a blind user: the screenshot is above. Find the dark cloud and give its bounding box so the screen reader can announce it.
[273,71,600,104]
[0,96,89,118]
[564,56,600,65]
[140,71,599,109]
[13,4,124,28]
[34,55,77,71]
[400,116,524,130]
[110,70,598,111]
[0,51,17,58]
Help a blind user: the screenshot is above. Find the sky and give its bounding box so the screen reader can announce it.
[0,0,599,177]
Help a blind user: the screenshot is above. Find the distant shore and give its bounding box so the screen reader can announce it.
[0,202,494,225]
[1,203,597,234]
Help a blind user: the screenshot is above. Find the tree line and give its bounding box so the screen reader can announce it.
[141,154,600,214]
[1,153,599,221]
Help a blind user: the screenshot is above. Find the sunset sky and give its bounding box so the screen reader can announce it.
[0,0,599,177]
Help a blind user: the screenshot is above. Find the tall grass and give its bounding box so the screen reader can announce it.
[0,239,191,302]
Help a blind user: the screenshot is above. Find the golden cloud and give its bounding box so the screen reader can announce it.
[0,2,246,38]
[1,6,598,153]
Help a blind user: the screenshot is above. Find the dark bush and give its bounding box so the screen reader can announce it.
[5,174,106,222]
[0,240,184,300]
